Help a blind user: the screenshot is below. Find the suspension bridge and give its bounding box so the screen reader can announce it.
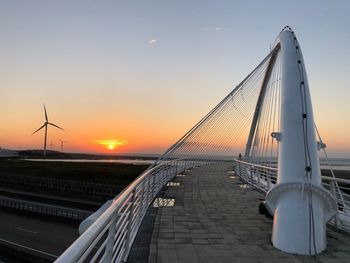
[55,27,350,262]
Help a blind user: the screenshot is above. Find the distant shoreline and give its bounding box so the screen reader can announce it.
[15,150,159,161]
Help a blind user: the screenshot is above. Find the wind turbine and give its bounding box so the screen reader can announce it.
[59,139,68,152]
[49,140,55,151]
[32,105,64,156]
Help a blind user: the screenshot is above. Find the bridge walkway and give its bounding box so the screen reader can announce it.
[144,164,350,263]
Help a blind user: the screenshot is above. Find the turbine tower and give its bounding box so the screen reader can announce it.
[32,105,64,156]
[49,140,55,151]
[59,139,68,152]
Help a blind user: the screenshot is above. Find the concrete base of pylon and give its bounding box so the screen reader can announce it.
[265,182,337,255]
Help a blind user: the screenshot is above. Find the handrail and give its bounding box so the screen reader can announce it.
[56,167,153,262]
[321,175,350,184]
[55,158,206,263]
[236,159,350,185]
[235,159,278,171]
[234,159,350,233]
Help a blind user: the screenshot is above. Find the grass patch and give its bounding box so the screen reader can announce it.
[0,159,150,185]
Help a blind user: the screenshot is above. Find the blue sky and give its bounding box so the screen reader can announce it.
[0,1,349,156]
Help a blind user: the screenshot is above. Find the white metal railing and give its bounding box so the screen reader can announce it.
[321,176,350,232]
[235,159,350,233]
[234,160,277,192]
[55,158,209,263]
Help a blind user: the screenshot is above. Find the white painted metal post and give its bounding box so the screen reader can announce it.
[151,171,157,198]
[265,28,337,255]
[147,175,153,206]
[122,189,136,261]
[175,160,179,175]
[329,181,340,227]
[103,213,117,262]
[139,180,147,217]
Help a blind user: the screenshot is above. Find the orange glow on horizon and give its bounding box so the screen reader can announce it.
[94,139,128,151]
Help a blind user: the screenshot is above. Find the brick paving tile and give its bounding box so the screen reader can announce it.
[141,164,350,263]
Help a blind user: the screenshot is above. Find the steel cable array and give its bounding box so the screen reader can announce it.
[152,49,280,166]
[248,52,282,166]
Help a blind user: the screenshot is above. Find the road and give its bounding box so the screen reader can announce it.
[0,195,92,221]
[0,211,79,261]
[0,187,102,209]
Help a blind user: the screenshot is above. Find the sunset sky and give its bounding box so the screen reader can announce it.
[0,1,349,156]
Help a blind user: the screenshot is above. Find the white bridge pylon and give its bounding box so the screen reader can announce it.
[261,28,337,255]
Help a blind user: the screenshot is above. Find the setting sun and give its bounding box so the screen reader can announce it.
[108,144,115,150]
[94,139,128,151]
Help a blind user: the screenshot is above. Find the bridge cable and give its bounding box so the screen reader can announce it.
[150,48,279,165]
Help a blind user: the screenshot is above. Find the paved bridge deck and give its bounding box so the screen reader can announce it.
[137,163,350,263]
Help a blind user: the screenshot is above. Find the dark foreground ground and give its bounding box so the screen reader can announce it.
[0,159,150,202]
[0,159,149,184]
[0,159,150,262]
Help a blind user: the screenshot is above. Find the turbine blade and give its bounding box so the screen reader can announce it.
[32,124,46,135]
[44,104,48,122]
[49,122,64,131]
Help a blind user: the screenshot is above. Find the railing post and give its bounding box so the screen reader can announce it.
[167,163,171,179]
[175,160,179,175]
[330,181,340,227]
[152,170,158,197]
[103,213,117,262]
[122,188,137,261]
[267,169,271,190]
[139,179,147,216]
[161,166,166,186]
[166,164,170,181]
[158,167,163,192]
[148,174,154,205]
[249,163,253,183]
[161,166,166,185]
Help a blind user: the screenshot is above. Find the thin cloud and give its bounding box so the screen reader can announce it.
[94,139,127,148]
[203,26,230,32]
[148,39,157,44]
